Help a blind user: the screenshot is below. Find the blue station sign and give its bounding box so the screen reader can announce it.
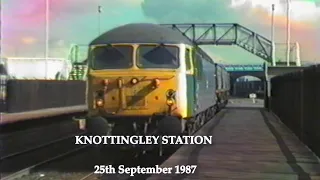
[224,65,264,72]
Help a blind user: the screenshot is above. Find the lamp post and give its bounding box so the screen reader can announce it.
[286,0,291,66]
[45,0,49,79]
[0,0,2,59]
[98,6,102,35]
[271,4,276,66]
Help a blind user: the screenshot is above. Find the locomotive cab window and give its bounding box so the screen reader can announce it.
[185,48,192,70]
[90,45,133,70]
[136,45,179,69]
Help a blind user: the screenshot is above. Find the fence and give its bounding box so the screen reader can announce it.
[271,64,320,157]
[1,80,86,113]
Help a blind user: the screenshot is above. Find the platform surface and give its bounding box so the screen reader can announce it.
[148,99,320,180]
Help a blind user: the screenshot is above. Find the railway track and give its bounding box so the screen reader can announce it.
[6,147,138,180]
[2,146,89,180]
[1,123,82,157]
[0,131,87,180]
[72,148,173,180]
[6,144,178,180]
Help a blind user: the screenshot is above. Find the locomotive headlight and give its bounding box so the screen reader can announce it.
[131,78,138,84]
[166,99,174,106]
[96,99,104,107]
[102,79,109,86]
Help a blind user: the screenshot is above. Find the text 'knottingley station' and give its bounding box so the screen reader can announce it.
[75,135,213,145]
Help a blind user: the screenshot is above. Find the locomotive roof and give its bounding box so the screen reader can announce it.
[89,23,193,45]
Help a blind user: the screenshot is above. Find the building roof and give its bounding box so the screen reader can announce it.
[89,23,193,45]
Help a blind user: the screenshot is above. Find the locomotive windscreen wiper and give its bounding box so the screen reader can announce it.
[144,43,177,59]
[142,43,178,65]
[104,44,126,58]
[144,43,164,54]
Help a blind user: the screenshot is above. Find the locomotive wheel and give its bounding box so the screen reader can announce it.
[158,116,181,136]
[157,116,182,156]
[112,122,134,136]
[86,116,110,162]
[87,116,110,136]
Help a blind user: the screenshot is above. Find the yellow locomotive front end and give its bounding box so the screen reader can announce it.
[88,69,179,117]
[86,43,185,136]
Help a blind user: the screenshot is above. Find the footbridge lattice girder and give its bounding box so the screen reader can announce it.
[160,23,272,63]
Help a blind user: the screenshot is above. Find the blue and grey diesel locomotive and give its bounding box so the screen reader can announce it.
[84,23,230,140]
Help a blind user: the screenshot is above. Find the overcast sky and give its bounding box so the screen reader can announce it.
[2,0,320,64]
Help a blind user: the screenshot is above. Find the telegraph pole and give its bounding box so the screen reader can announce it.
[45,0,50,79]
[286,0,291,66]
[0,0,2,59]
[98,6,102,35]
[271,4,276,66]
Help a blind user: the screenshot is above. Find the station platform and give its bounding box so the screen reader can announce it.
[148,99,320,180]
